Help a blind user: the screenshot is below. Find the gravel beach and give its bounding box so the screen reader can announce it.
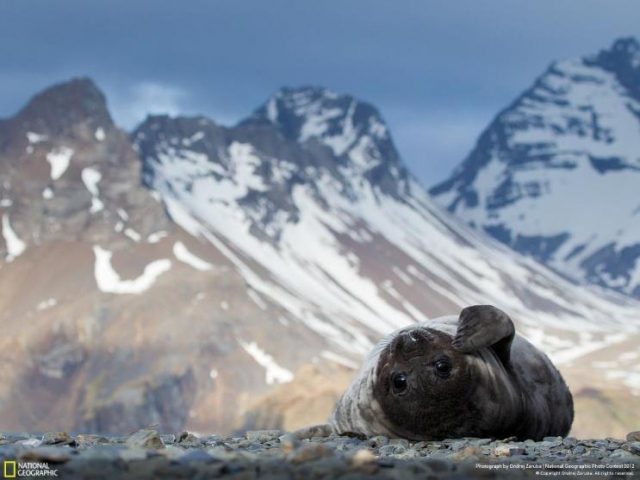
[0,429,638,479]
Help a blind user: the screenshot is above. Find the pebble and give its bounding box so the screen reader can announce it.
[76,434,109,445]
[21,446,72,463]
[17,438,43,448]
[245,430,282,442]
[0,429,635,479]
[349,448,376,466]
[177,431,201,447]
[42,431,75,446]
[627,431,640,442]
[125,429,165,449]
[448,445,481,461]
[287,443,334,464]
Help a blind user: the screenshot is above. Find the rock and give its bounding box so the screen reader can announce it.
[349,448,375,467]
[208,445,245,462]
[21,446,72,463]
[157,445,186,460]
[573,445,587,454]
[246,430,283,442]
[494,444,511,456]
[42,431,75,446]
[177,431,201,447]
[178,449,216,464]
[508,446,527,456]
[125,429,165,450]
[118,448,148,461]
[17,438,43,448]
[422,458,453,473]
[278,433,301,454]
[626,442,640,455]
[364,435,389,448]
[474,438,492,446]
[76,445,122,461]
[610,449,636,458]
[448,445,481,460]
[627,431,640,442]
[388,438,410,448]
[287,443,334,465]
[378,444,406,455]
[76,434,109,445]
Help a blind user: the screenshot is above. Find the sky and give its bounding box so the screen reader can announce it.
[0,1,639,186]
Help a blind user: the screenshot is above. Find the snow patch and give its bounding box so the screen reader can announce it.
[46,147,73,180]
[173,241,213,271]
[2,214,26,261]
[26,132,48,143]
[117,209,130,221]
[37,298,57,311]
[94,127,105,141]
[147,231,168,243]
[124,228,141,242]
[92,245,171,294]
[239,340,293,385]
[81,168,104,213]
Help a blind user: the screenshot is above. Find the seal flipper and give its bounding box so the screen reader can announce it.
[452,305,515,365]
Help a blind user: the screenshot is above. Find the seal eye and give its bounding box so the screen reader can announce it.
[391,372,408,393]
[434,360,452,378]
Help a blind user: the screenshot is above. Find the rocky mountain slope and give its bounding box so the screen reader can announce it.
[431,37,640,301]
[0,78,638,438]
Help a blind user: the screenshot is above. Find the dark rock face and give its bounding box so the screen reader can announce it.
[431,37,640,299]
[241,86,412,200]
[0,77,170,253]
[133,86,415,245]
[79,369,197,434]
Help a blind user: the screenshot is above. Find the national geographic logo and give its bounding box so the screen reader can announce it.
[3,461,58,477]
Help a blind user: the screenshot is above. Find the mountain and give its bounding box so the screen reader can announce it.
[431,37,640,301]
[0,79,639,439]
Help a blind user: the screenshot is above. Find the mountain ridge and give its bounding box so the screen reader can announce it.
[0,72,638,438]
[431,37,640,299]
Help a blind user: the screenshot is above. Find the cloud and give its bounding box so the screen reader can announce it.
[107,82,189,129]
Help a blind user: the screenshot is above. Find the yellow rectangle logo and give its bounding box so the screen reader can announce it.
[3,461,16,479]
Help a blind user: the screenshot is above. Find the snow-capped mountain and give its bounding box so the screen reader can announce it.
[0,79,638,438]
[431,37,640,300]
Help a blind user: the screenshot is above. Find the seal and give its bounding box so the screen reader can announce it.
[299,305,574,441]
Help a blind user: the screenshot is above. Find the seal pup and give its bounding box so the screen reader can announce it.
[297,305,573,441]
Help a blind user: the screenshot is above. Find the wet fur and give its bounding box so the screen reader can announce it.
[327,306,574,441]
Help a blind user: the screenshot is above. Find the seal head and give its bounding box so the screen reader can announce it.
[373,328,485,439]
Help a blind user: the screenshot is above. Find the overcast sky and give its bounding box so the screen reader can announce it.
[1,1,638,186]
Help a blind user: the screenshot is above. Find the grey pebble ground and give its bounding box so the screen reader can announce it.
[1,429,638,479]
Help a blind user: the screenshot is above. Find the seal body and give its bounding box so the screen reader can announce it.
[329,305,574,441]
